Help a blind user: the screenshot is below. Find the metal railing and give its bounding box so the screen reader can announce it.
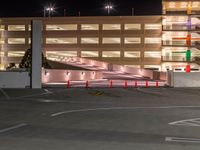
[164,11,200,15]
[163,25,200,31]
[162,56,192,62]
[162,41,200,46]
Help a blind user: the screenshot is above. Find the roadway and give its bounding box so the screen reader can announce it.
[0,88,200,150]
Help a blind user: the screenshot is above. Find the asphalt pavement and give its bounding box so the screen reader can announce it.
[0,87,200,150]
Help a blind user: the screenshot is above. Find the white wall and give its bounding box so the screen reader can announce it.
[113,65,154,79]
[167,71,200,87]
[42,69,103,83]
[0,71,30,88]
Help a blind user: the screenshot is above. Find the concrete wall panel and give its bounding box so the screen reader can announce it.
[168,72,200,87]
[0,71,30,88]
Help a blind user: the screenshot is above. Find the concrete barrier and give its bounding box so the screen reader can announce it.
[167,71,200,87]
[0,71,30,88]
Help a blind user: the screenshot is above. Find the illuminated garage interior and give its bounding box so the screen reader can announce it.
[0,0,199,72]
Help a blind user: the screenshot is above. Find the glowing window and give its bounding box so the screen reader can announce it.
[46,38,77,44]
[28,25,31,31]
[180,2,187,8]
[46,24,77,31]
[0,52,4,57]
[102,38,121,44]
[8,38,25,44]
[144,65,161,70]
[8,51,25,57]
[125,65,141,69]
[102,51,120,58]
[192,2,200,8]
[168,2,176,7]
[81,24,99,30]
[145,24,161,30]
[124,38,141,44]
[0,25,5,31]
[8,25,25,31]
[144,51,161,58]
[125,24,141,30]
[145,38,161,44]
[124,51,140,58]
[0,64,5,70]
[103,24,121,30]
[81,38,99,44]
[0,39,5,44]
[46,51,78,58]
[81,51,99,57]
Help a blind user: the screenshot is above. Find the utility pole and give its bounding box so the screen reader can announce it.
[132,8,134,16]
[64,9,66,16]
[44,8,46,17]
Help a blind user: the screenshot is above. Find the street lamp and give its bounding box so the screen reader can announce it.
[44,5,55,17]
[105,3,113,15]
[46,7,54,17]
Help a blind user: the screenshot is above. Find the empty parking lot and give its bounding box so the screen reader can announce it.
[0,88,200,150]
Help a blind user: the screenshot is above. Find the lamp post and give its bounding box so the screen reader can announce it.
[44,7,46,17]
[46,7,54,17]
[132,8,134,16]
[44,5,54,17]
[105,3,113,15]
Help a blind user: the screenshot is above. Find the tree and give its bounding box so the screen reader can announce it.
[19,49,51,69]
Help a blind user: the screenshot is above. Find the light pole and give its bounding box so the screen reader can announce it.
[64,9,66,16]
[44,7,46,17]
[44,5,54,17]
[46,7,54,17]
[105,3,113,15]
[132,8,134,16]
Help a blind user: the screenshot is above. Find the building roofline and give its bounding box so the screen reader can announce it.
[0,15,162,20]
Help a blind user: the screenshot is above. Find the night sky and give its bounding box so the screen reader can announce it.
[0,0,162,17]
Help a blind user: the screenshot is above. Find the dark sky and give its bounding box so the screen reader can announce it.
[0,0,162,17]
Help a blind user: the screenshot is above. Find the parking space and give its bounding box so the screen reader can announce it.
[0,88,200,150]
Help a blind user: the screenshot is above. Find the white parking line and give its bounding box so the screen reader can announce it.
[0,123,27,133]
[14,91,51,99]
[44,89,52,94]
[0,89,51,100]
[166,137,200,144]
[169,118,200,127]
[0,88,10,99]
[51,106,200,117]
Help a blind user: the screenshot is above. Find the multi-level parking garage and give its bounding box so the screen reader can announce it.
[0,0,199,73]
[0,16,163,71]
[0,0,199,88]
[162,0,200,71]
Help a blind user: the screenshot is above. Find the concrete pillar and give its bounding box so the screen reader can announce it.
[31,20,42,89]
[167,70,173,87]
